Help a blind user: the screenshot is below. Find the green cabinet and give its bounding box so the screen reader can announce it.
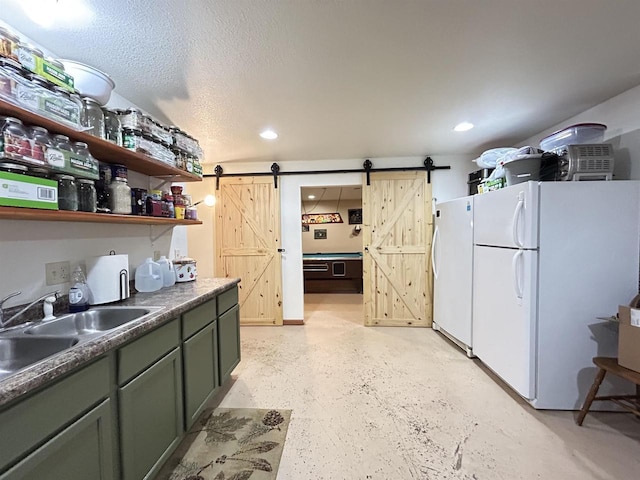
[183,320,219,428]
[0,399,114,480]
[218,304,240,384]
[119,347,183,480]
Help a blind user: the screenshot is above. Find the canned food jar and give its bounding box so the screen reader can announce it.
[108,177,132,214]
[0,28,20,61]
[0,58,24,100]
[52,134,73,152]
[0,162,28,174]
[16,43,43,73]
[0,116,31,158]
[77,179,97,212]
[29,126,52,163]
[81,97,106,139]
[56,174,78,211]
[102,108,122,146]
[28,167,50,178]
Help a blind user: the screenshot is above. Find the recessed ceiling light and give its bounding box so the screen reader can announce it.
[259,129,278,140]
[308,195,316,200]
[454,122,474,132]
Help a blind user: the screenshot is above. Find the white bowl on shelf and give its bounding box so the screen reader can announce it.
[59,59,115,105]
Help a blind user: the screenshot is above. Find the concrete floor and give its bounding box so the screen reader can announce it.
[218,294,640,480]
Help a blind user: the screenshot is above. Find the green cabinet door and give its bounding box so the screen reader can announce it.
[0,399,114,480]
[183,320,220,429]
[119,348,183,480]
[218,304,241,384]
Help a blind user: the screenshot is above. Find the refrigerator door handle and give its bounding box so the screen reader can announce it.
[431,226,440,279]
[512,250,524,301]
[512,192,525,247]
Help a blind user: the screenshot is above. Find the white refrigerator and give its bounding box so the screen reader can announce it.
[473,180,639,410]
[432,196,474,357]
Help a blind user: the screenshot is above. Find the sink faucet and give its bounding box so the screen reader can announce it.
[0,291,60,329]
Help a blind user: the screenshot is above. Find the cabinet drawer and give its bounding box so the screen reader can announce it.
[217,285,238,315]
[118,319,179,385]
[0,357,110,470]
[181,298,216,339]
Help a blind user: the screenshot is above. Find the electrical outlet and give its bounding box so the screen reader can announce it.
[45,261,71,285]
[153,250,161,261]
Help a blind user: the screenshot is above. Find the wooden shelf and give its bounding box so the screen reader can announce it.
[0,99,202,183]
[0,206,203,225]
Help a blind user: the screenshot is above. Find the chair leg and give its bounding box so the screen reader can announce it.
[576,368,607,426]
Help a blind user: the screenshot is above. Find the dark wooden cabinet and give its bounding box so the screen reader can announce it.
[303,256,363,293]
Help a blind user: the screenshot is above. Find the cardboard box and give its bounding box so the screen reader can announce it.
[618,305,640,373]
[0,171,58,209]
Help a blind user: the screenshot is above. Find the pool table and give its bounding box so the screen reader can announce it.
[303,253,363,294]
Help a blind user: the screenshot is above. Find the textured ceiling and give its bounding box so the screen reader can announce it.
[3,0,640,165]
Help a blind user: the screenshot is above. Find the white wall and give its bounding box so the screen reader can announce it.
[211,154,473,320]
[519,84,640,180]
[302,199,363,254]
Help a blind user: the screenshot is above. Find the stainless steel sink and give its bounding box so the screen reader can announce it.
[0,336,79,379]
[25,307,154,336]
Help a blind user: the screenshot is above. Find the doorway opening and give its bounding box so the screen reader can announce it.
[300,185,363,324]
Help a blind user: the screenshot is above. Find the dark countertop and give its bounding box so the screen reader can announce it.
[0,277,240,408]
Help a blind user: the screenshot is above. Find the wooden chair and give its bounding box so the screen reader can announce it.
[576,357,640,426]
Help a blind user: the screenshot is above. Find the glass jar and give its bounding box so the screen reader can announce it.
[52,86,81,126]
[81,96,106,139]
[72,141,91,159]
[77,179,97,212]
[52,134,73,152]
[0,27,20,62]
[68,90,84,121]
[109,177,132,214]
[16,43,43,73]
[0,116,31,158]
[102,108,122,146]
[0,162,28,175]
[56,174,78,211]
[45,57,64,71]
[0,58,23,100]
[28,167,50,178]
[28,126,52,163]
[96,163,112,211]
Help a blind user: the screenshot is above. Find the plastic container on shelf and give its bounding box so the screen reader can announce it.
[539,123,607,152]
[502,154,543,186]
[59,60,115,105]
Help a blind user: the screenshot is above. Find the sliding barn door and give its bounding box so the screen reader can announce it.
[362,172,432,327]
[215,177,283,325]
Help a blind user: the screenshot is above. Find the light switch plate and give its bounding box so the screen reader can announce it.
[45,261,71,285]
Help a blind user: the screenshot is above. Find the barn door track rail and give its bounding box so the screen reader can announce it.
[206,158,450,189]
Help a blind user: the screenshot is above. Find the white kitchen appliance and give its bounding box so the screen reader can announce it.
[432,196,474,357]
[554,143,615,181]
[86,251,130,304]
[472,181,639,409]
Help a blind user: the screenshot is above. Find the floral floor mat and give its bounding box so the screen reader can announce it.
[157,408,291,480]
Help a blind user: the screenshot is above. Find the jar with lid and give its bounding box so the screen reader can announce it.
[102,108,122,146]
[29,126,52,163]
[51,134,73,152]
[56,174,78,211]
[0,116,31,158]
[0,162,28,175]
[24,73,52,112]
[77,179,97,212]
[0,27,20,62]
[81,97,106,139]
[28,167,50,178]
[52,86,81,126]
[44,57,65,71]
[109,177,132,214]
[96,163,111,211]
[0,58,23,100]
[16,43,43,73]
[72,141,92,164]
